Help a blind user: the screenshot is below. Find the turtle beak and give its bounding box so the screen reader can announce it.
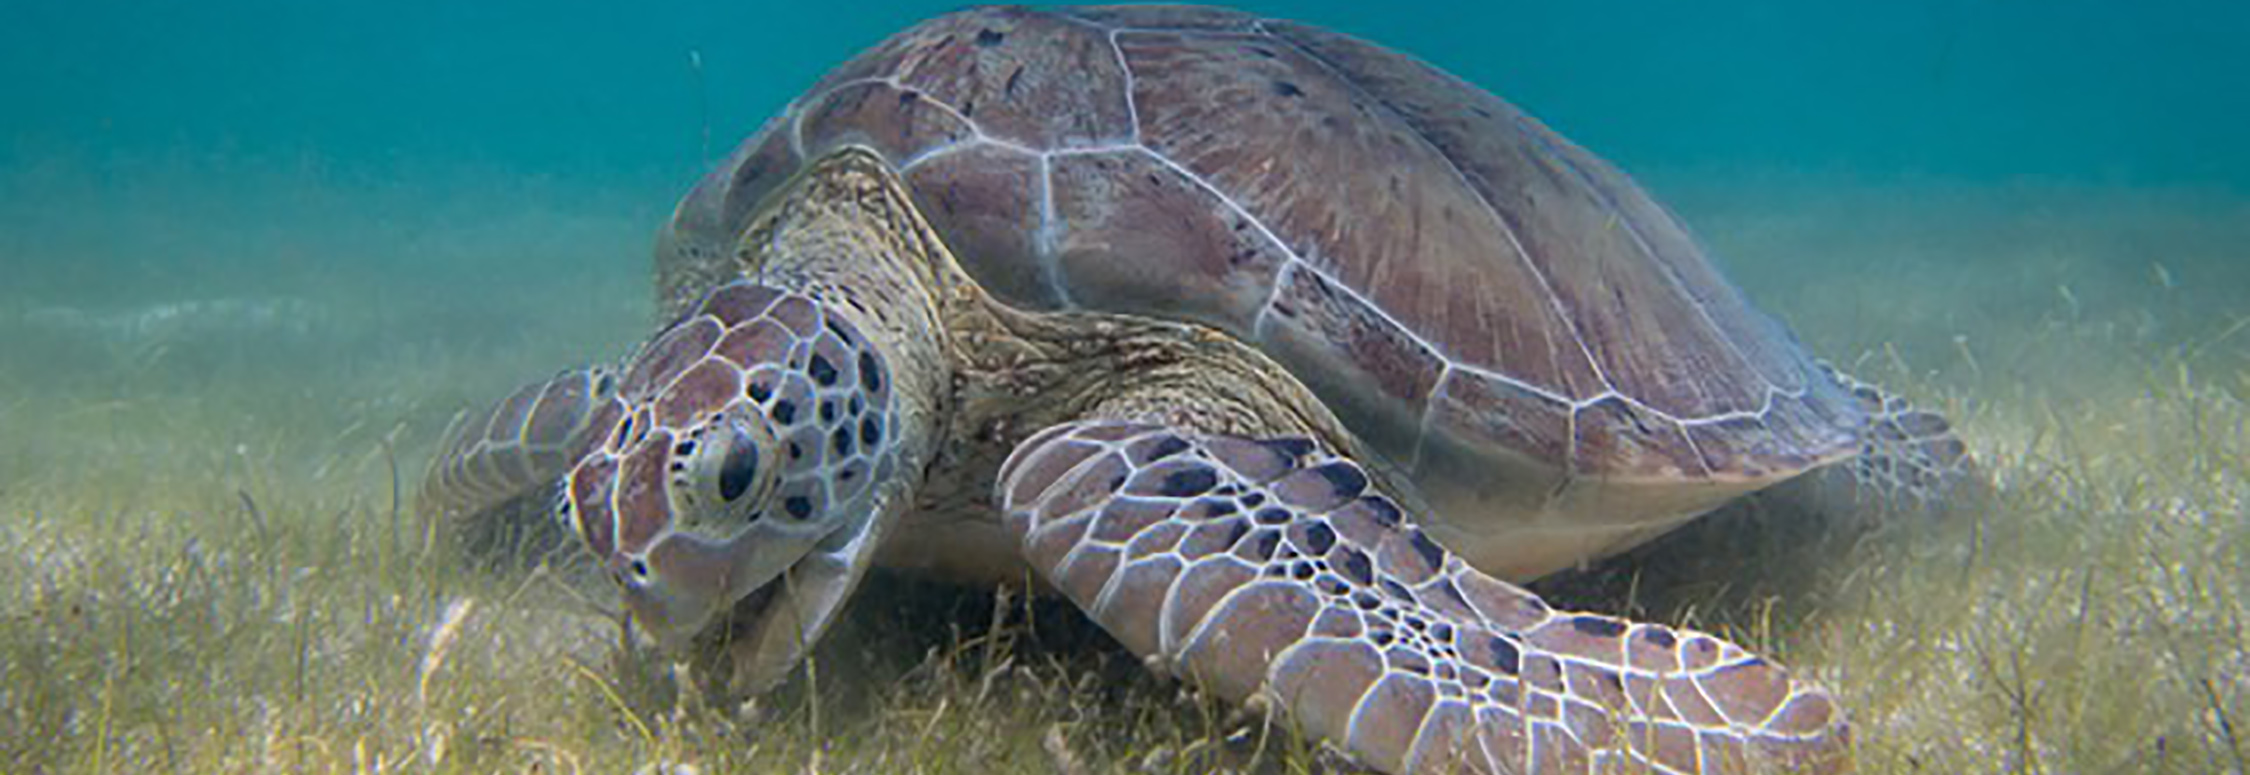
[616,525,822,650]
[618,573,715,649]
[702,484,901,697]
[594,426,904,697]
[576,423,830,652]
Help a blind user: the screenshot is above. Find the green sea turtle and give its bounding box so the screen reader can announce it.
[422,6,1976,772]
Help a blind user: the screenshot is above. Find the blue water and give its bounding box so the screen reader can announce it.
[2,6,2245,769]
[6,0,2245,424]
[2,0,2245,421]
[7,0,2246,192]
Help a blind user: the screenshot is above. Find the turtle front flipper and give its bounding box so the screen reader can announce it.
[420,367,624,561]
[1000,421,1850,775]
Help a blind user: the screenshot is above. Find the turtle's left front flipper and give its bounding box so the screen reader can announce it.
[999,421,1850,775]
[420,367,624,560]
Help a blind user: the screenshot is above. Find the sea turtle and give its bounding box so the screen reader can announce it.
[421,6,1976,773]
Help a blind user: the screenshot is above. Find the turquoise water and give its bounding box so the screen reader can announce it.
[9,1,2247,190]
[4,4,2248,772]
[4,0,2241,313]
[6,1,2243,393]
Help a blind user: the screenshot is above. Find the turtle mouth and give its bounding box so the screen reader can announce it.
[711,574,785,646]
[686,560,807,693]
[631,535,810,652]
[679,501,889,696]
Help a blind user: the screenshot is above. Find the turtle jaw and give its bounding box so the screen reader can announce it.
[566,403,828,651]
[701,493,897,697]
[585,424,880,659]
[610,521,826,651]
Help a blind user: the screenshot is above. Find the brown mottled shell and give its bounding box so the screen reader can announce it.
[657,6,1864,517]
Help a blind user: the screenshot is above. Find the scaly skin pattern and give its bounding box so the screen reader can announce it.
[562,150,958,692]
[420,366,625,553]
[424,149,1866,772]
[1824,363,1978,511]
[1000,421,1850,774]
[564,283,897,575]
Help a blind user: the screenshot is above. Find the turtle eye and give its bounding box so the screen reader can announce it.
[718,436,760,501]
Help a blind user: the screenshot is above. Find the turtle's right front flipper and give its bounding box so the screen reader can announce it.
[1000,422,1850,775]
[420,367,624,560]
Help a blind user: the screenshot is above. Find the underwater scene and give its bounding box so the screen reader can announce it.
[4,0,2246,772]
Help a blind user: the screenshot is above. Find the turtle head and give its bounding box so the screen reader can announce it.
[562,280,903,692]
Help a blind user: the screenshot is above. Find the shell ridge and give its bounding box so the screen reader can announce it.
[1143,209,1447,396]
[1516,121,1807,410]
[797,75,979,166]
[1247,34,1838,446]
[891,87,984,165]
[1001,9,1150,150]
[1032,153,1076,306]
[1403,364,1456,474]
[1260,28,1617,402]
[796,64,1092,306]
[1106,27,1145,146]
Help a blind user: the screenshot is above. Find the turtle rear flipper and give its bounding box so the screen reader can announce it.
[1527,369,1989,623]
[420,367,623,563]
[1852,380,1983,511]
[1791,367,1988,528]
[1691,370,1987,568]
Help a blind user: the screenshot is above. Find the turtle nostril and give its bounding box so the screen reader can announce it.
[719,439,760,501]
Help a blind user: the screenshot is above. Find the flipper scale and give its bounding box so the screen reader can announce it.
[1003,420,1851,774]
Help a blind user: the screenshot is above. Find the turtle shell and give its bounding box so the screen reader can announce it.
[657,6,1866,575]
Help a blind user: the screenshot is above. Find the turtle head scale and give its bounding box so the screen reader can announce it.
[561,280,901,672]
